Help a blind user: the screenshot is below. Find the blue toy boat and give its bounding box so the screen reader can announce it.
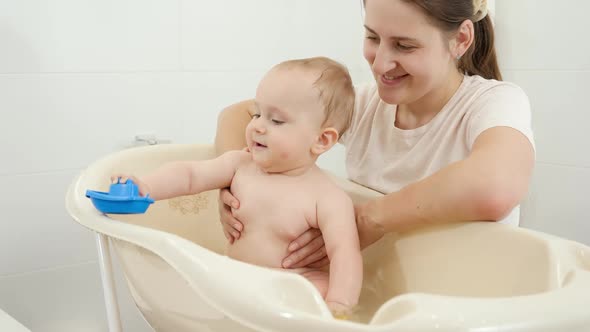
[86,179,154,214]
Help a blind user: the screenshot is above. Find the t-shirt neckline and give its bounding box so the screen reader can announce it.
[391,74,472,138]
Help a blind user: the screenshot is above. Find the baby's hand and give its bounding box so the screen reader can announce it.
[327,301,353,320]
[110,174,150,197]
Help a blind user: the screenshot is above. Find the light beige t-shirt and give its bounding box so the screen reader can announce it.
[340,75,534,226]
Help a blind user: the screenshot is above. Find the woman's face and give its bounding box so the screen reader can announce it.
[363,0,456,105]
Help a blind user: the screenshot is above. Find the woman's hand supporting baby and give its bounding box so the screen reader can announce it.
[284,199,387,267]
[218,188,244,243]
[218,188,330,266]
[283,229,329,268]
[219,190,389,265]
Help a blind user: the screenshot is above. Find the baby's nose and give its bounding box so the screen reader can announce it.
[254,124,266,134]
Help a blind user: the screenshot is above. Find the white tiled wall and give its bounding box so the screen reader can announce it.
[0,0,180,73]
[1,0,588,331]
[180,0,365,72]
[495,1,589,71]
[496,0,590,245]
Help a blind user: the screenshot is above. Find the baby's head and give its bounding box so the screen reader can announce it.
[247,57,355,173]
[272,57,355,134]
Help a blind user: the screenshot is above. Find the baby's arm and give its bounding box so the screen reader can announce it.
[114,150,250,200]
[317,189,362,316]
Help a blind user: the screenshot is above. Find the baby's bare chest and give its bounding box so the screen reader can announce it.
[230,168,319,237]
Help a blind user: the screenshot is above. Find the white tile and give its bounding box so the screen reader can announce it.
[0,171,97,276]
[503,70,590,167]
[496,0,590,70]
[180,0,365,72]
[0,73,187,175]
[317,143,347,178]
[177,71,264,144]
[351,67,375,85]
[0,0,180,73]
[520,163,590,246]
[488,0,496,16]
[0,262,153,332]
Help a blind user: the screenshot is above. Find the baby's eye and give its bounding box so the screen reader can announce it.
[272,119,285,125]
[251,113,260,119]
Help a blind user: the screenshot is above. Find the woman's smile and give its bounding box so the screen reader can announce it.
[380,73,409,87]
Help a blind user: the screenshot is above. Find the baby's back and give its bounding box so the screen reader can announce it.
[226,162,328,268]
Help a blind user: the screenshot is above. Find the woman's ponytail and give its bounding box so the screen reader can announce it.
[459,14,502,80]
[400,0,503,81]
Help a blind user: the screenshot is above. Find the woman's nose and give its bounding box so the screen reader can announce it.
[372,45,397,75]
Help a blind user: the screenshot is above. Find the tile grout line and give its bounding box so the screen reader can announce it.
[0,260,98,279]
[536,161,590,170]
[0,168,83,178]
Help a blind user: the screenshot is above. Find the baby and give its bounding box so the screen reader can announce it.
[113,57,362,316]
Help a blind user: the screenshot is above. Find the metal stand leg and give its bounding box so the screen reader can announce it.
[96,233,123,332]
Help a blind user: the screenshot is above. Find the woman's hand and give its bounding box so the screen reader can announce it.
[355,199,386,249]
[218,188,244,244]
[282,228,329,269]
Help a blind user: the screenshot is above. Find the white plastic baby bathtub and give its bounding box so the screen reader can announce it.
[66,144,590,332]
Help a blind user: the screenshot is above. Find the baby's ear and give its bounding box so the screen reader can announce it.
[311,127,339,155]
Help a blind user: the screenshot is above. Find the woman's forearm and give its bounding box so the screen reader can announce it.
[373,160,503,232]
[371,127,534,232]
[214,99,255,155]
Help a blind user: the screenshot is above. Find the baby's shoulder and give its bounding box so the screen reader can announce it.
[221,149,252,168]
[312,171,352,205]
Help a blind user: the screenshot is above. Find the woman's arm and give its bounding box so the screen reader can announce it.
[214,99,255,155]
[214,99,255,243]
[357,126,535,246]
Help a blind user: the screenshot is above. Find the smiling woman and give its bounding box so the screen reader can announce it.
[361,0,500,110]
[216,0,534,269]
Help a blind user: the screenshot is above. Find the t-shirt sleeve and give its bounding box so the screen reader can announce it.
[340,82,376,145]
[467,83,535,151]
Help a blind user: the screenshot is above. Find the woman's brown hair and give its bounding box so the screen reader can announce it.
[364,0,502,80]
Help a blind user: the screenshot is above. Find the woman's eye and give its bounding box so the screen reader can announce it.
[397,43,415,51]
[272,119,285,125]
[365,35,378,42]
[251,114,260,119]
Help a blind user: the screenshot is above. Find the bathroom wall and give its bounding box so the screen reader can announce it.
[1,0,588,331]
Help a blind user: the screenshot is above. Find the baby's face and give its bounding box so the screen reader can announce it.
[246,67,325,173]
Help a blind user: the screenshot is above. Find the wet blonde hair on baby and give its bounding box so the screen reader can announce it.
[275,57,355,135]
